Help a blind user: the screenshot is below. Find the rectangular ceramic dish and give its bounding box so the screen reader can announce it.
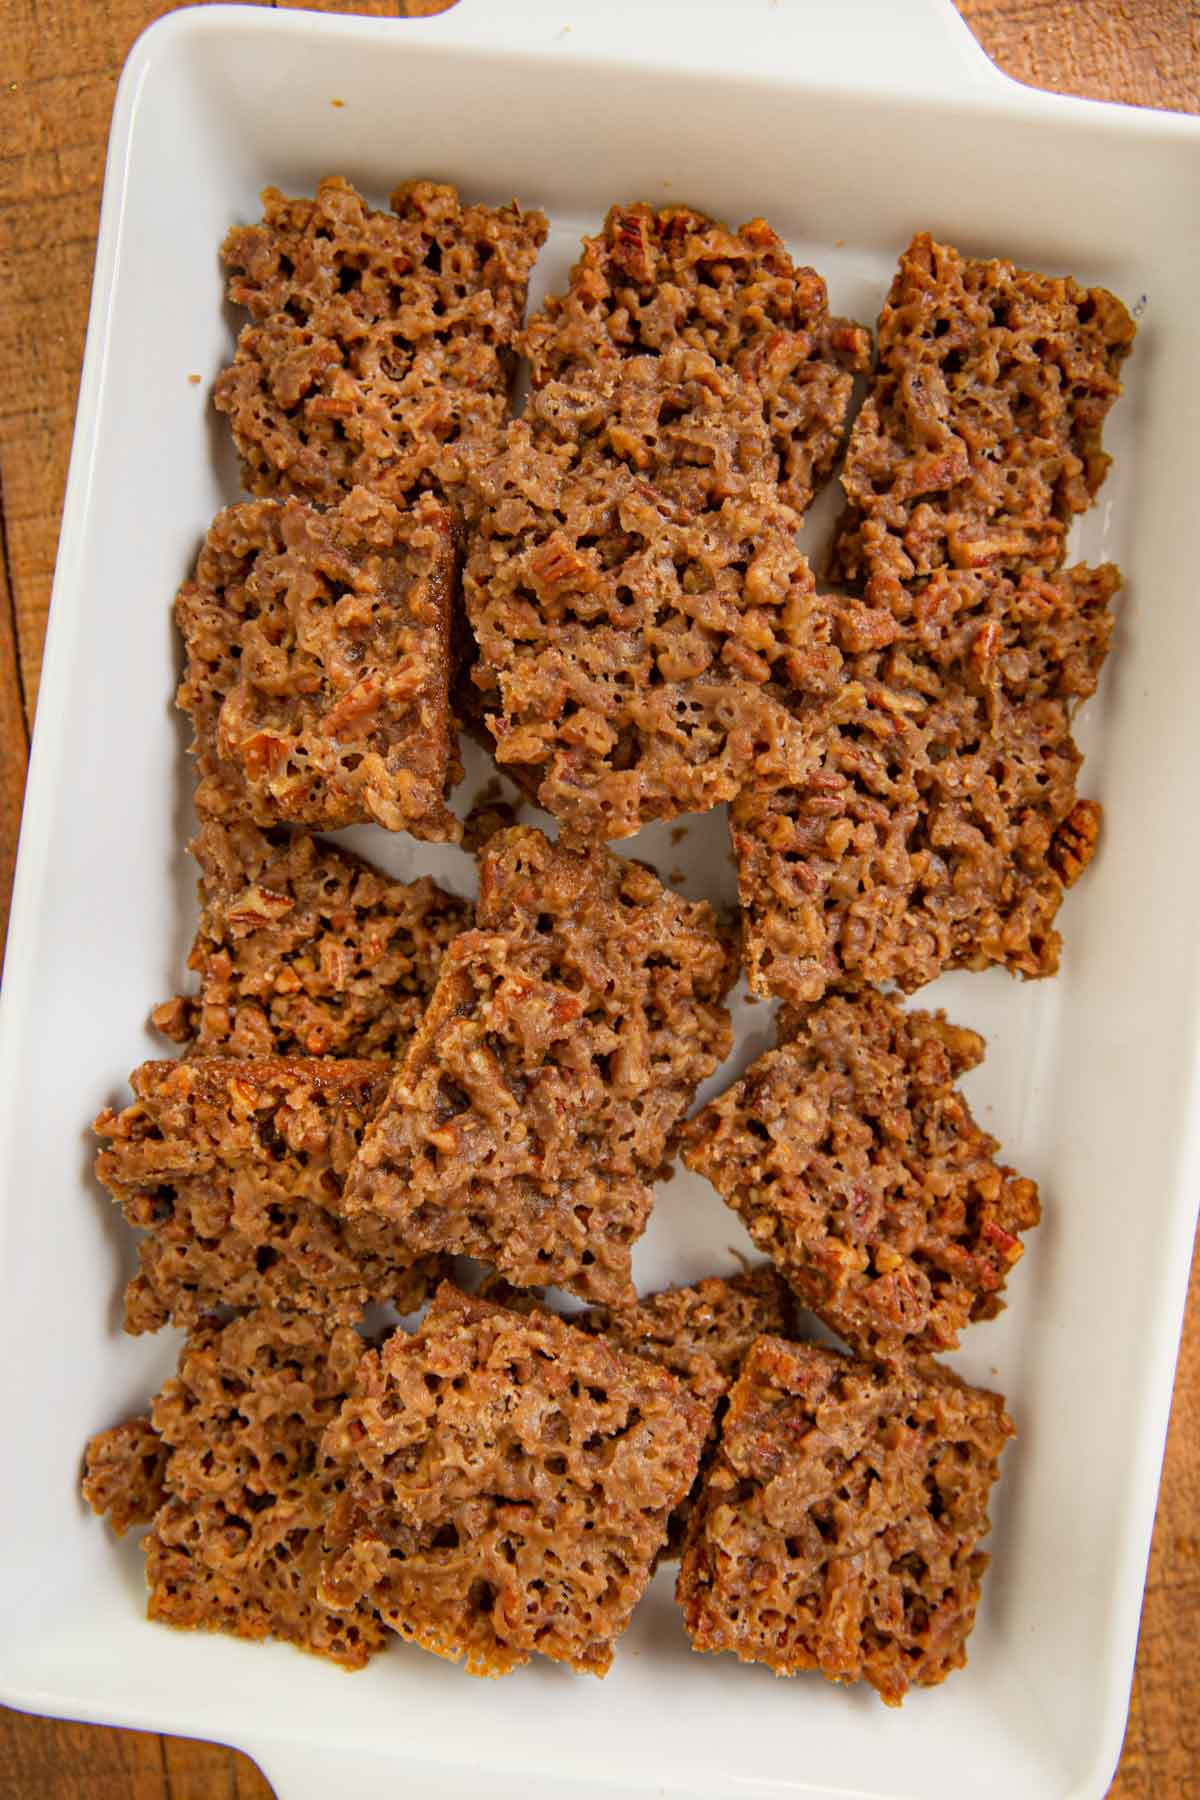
[2,3,1198,1796]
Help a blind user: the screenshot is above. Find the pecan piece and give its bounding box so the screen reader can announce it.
[321,676,383,739]
[1048,798,1101,887]
[150,996,196,1045]
[530,537,595,590]
[238,730,291,780]
[611,209,654,283]
[226,882,296,931]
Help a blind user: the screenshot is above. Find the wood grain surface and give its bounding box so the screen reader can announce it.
[0,2,1196,1796]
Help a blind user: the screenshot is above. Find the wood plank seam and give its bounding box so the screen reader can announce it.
[0,450,31,974]
[0,475,30,735]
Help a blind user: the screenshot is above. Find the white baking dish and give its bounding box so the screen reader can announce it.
[2,3,1198,1796]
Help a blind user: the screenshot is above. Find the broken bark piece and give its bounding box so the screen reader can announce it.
[523,201,871,516]
[732,563,1118,1003]
[677,1335,1013,1704]
[342,826,736,1305]
[151,820,469,1058]
[93,1058,445,1333]
[464,346,840,840]
[319,1282,711,1675]
[830,233,1134,589]
[683,990,1040,1359]
[215,177,546,507]
[175,487,462,840]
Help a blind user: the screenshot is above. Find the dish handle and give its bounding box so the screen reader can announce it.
[245,1738,638,1800]
[400,0,1013,100]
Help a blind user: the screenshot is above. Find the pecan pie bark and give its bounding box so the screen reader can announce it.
[343,827,736,1305]
[152,820,469,1058]
[831,232,1134,588]
[94,1058,444,1333]
[464,347,840,840]
[216,177,546,507]
[733,563,1118,1002]
[683,990,1040,1360]
[85,1311,386,1669]
[523,201,871,516]
[677,1335,1013,1704]
[320,1283,711,1675]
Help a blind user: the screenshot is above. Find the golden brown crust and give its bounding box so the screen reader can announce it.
[93,1058,445,1332]
[215,177,547,508]
[175,488,462,840]
[342,828,736,1306]
[676,1336,1013,1705]
[319,1282,712,1676]
[682,990,1040,1359]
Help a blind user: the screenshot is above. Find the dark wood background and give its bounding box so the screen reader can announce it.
[1,2,1196,1794]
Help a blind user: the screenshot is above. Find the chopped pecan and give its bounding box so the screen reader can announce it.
[529,538,595,590]
[611,209,654,283]
[1048,798,1101,887]
[238,731,291,780]
[836,602,900,655]
[226,882,296,931]
[969,618,1002,679]
[974,1218,1024,1290]
[150,996,196,1045]
[305,395,356,420]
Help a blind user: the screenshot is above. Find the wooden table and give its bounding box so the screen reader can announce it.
[1,2,1196,1794]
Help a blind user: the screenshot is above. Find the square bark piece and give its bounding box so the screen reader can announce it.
[175,487,461,839]
[676,1336,1013,1705]
[215,177,547,507]
[522,202,871,516]
[151,820,471,1058]
[464,346,841,839]
[732,562,1118,1003]
[682,991,1040,1360]
[830,233,1134,589]
[81,1310,386,1669]
[93,1059,445,1333]
[343,826,737,1305]
[319,1283,712,1676]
